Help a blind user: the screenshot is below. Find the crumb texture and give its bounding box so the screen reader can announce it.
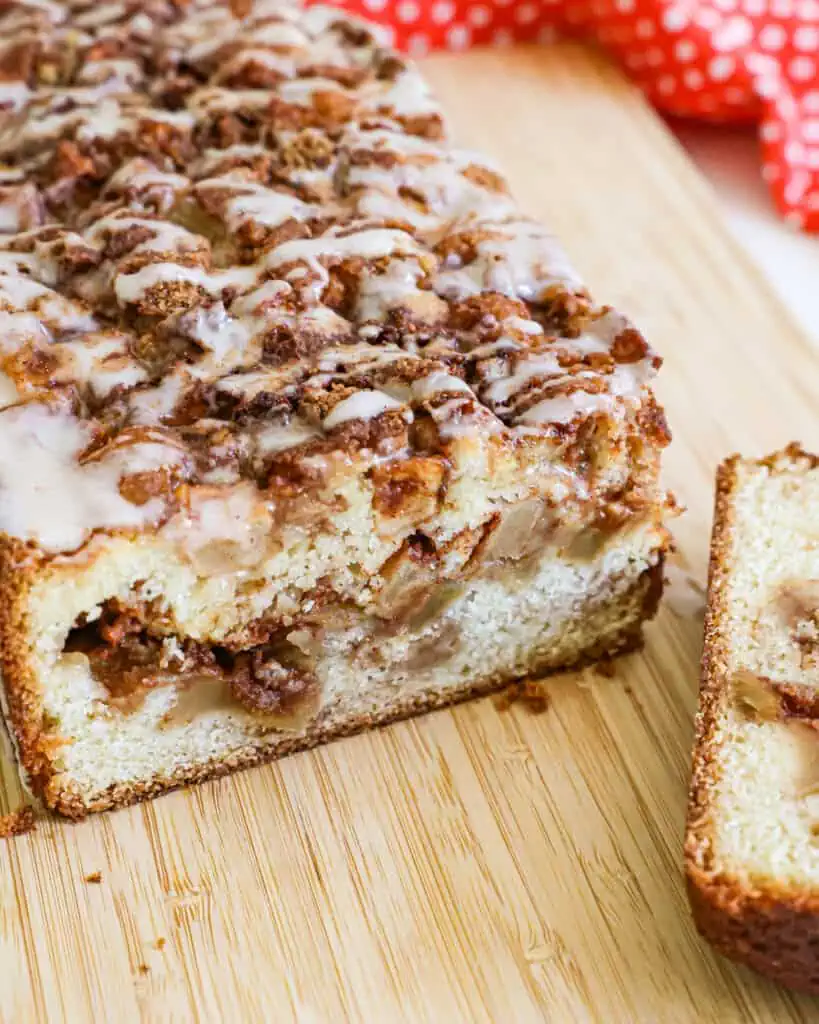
[46,528,663,815]
[707,451,819,885]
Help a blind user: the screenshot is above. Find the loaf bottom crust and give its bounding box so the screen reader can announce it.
[13,526,666,819]
[686,869,819,994]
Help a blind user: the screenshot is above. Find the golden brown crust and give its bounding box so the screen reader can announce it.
[685,867,819,993]
[756,443,819,475]
[0,537,52,799]
[685,446,819,993]
[37,557,663,820]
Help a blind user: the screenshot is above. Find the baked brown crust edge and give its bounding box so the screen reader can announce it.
[3,554,664,821]
[0,538,52,800]
[685,446,819,994]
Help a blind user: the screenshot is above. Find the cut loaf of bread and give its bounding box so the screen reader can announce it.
[686,445,819,993]
[0,0,672,818]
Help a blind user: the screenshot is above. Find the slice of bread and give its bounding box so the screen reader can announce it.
[686,445,819,993]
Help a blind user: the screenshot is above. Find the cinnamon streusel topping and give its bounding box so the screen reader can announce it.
[0,0,666,557]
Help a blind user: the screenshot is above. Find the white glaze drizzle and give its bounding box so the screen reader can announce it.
[254,418,319,455]
[323,389,404,429]
[0,405,171,552]
[434,220,583,302]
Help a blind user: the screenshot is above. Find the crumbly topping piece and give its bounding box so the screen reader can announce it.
[0,805,37,838]
[0,0,667,556]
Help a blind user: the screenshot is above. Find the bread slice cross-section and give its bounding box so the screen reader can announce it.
[687,446,819,993]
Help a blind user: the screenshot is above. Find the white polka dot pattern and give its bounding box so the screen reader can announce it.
[323,0,819,230]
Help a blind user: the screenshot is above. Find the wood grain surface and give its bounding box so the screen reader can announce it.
[2,43,819,1023]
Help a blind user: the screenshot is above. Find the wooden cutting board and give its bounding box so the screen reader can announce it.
[2,43,819,1023]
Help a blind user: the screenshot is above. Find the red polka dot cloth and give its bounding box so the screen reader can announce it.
[328,0,819,231]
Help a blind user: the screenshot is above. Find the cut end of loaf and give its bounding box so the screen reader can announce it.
[686,445,819,993]
[13,523,667,819]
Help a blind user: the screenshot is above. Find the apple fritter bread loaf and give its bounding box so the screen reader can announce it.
[0,0,672,817]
